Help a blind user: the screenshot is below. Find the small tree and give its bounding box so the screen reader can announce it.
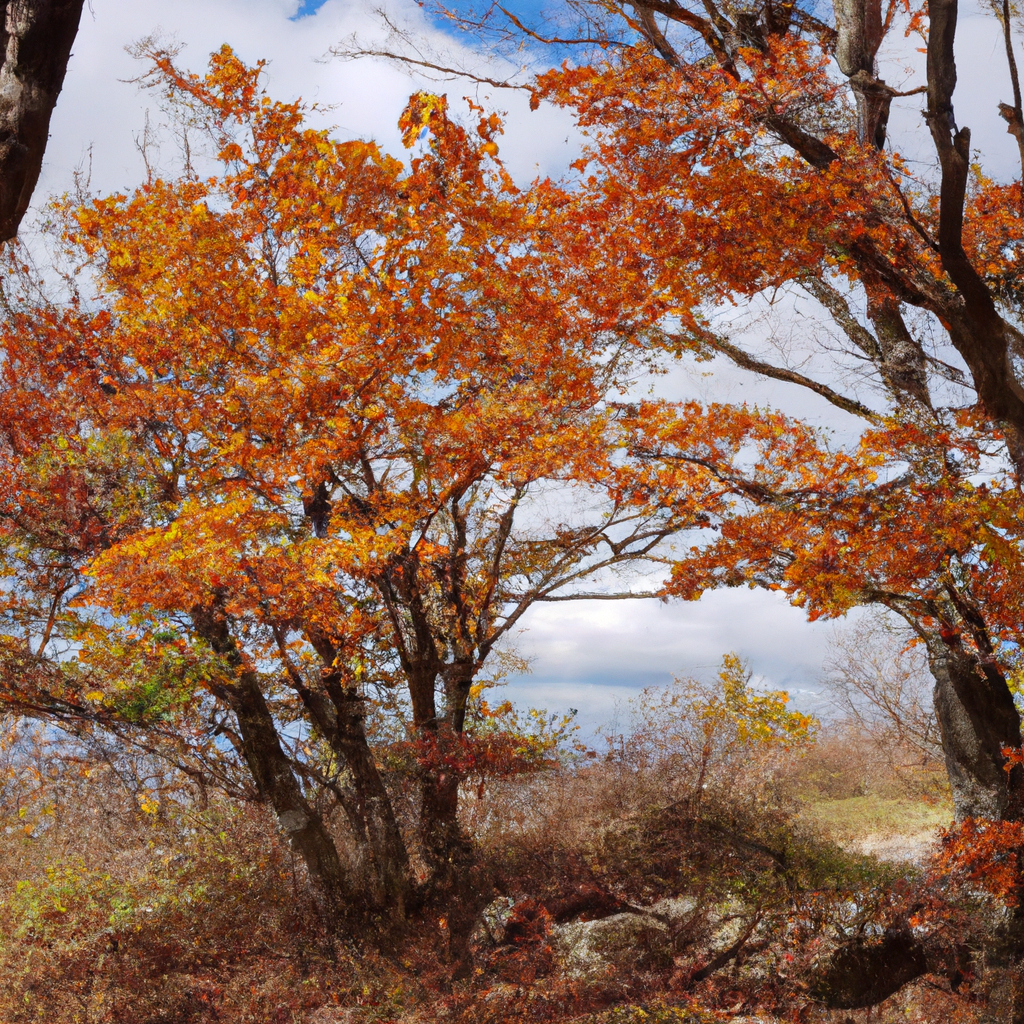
[825,614,945,792]
[622,652,816,812]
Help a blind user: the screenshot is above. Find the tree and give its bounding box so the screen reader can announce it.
[824,614,945,791]
[345,0,1024,1001]
[0,47,739,933]
[396,0,1024,831]
[0,0,85,241]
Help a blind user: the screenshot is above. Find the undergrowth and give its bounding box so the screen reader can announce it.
[0,659,992,1024]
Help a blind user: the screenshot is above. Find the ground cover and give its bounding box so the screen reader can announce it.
[0,660,1003,1024]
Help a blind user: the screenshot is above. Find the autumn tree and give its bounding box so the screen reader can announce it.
[339,0,1024,1001]
[379,0,1024,833]
[0,47,751,934]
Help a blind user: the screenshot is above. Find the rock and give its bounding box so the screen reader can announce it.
[649,896,699,924]
[473,891,763,983]
[551,910,674,978]
[470,895,518,947]
[703,899,751,955]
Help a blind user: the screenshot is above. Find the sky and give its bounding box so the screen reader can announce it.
[32,0,1020,735]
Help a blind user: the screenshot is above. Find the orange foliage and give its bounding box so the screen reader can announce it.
[933,817,1024,906]
[0,45,768,916]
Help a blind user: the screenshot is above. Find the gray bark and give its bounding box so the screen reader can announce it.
[190,605,356,924]
[833,0,892,147]
[926,0,1024,476]
[928,641,1023,821]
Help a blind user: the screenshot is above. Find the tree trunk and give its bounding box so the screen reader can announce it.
[925,0,1024,479]
[228,668,356,922]
[320,672,412,920]
[833,0,892,148]
[419,763,465,881]
[416,659,477,890]
[927,640,1024,822]
[0,0,85,242]
[191,606,355,925]
[298,627,413,920]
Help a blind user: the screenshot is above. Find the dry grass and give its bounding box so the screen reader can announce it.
[784,718,952,867]
[799,794,951,846]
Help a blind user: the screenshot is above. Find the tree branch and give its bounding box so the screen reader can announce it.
[681,329,880,421]
[995,0,1024,183]
[329,46,530,93]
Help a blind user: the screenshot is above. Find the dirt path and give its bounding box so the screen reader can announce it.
[847,826,943,865]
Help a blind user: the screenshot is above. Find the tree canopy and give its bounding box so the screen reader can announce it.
[0,46,755,926]
[392,0,1024,827]
[4,6,1024,1006]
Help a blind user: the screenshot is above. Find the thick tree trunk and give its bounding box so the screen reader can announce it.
[833,0,892,148]
[298,626,412,919]
[927,640,1024,822]
[0,0,85,242]
[321,673,412,919]
[228,669,355,920]
[403,656,472,889]
[191,606,355,925]
[925,0,1024,478]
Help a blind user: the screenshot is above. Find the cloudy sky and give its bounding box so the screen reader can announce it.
[33,0,1019,733]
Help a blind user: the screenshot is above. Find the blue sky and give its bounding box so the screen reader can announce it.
[291,0,329,18]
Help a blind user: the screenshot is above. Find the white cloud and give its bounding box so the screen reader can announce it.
[499,590,856,734]
[40,0,580,203]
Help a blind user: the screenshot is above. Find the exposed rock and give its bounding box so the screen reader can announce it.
[552,910,673,978]
[470,895,517,947]
[649,896,699,923]
[472,891,762,983]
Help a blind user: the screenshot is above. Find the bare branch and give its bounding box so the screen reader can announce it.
[535,590,664,600]
[983,0,1024,182]
[672,328,880,421]
[496,5,625,47]
[330,45,532,93]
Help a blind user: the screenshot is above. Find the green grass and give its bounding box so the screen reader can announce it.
[798,794,953,846]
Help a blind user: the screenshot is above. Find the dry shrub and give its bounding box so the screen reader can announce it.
[467,655,819,889]
[0,645,973,1024]
[785,721,949,804]
[452,659,933,1023]
[0,720,417,1024]
[817,615,948,800]
[783,723,875,799]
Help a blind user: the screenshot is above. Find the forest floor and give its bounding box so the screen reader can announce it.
[0,719,979,1024]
